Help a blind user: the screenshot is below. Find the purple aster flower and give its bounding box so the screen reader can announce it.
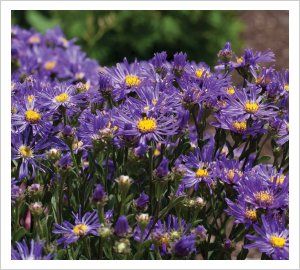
[104,58,144,101]
[220,87,277,121]
[11,239,53,260]
[114,215,131,237]
[217,157,245,185]
[37,82,86,114]
[53,209,100,247]
[180,140,217,190]
[151,51,168,72]
[151,215,190,256]
[232,48,275,69]
[192,225,207,240]
[77,109,115,148]
[211,113,266,137]
[92,184,107,204]
[244,214,289,260]
[134,192,150,211]
[173,234,196,257]
[12,129,49,179]
[112,85,181,144]
[225,198,258,227]
[235,170,288,210]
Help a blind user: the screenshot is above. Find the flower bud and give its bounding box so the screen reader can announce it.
[114,215,131,237]
[46,148,61,160]
[136,213,150,229]
[134,192,149,211]
[115,175,132,194]
[29,202,44,216]
[114,239,131,254]
[92,184,107,205]
[27,183,43,197]
[98,224,113,239]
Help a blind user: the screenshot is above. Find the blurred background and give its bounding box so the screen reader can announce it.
[12,10,288,68]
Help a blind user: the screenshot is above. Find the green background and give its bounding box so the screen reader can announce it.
[12,11,244,66]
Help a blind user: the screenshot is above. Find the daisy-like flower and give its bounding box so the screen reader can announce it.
[232,48,275,69]
[12,129,50,179]
[113,85,181,144]
[211,114,266,137]
[37,82,87,114]
[225,198,258,227]
[104,58,144,101]
[244,214,289,259]
[12,96,50,135]
[180,140,217,190]
[53,209,100,247]
[217,157,245,185]
[77,109,115,148]
[220,87,277,121]
[235,171,288,210]
[11,239,53,260]
[252,164,288,187]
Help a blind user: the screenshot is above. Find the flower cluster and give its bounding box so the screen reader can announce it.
[11,28,289,260]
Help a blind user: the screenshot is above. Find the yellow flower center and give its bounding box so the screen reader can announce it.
[137,117,157,133]
[232,121,247,132]
[28,35,40,44]
[19,145,33,158]
[227,169,235,181]
[195,168,209,178]
[44,60,57,71]
[284,84,289,92]
[244,101,259,114]
[254,191,274,205]
[227,86,235,95]
[125,75,141,87]
[55,93,69,103]
[236,57,244,64]
[255,77,263,84]
[73,223,88,236]
[154,149,161,156]
[269,235,286,248]
[25,110,41,124]
[245,209,257,221]
[195,68,204,78]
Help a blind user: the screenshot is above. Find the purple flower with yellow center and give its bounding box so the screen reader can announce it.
[53,210,100,247]
[221,87,277,121]
[252,164,288,187]
[37,82,86,113]
[12,129,49,179]
[225,198,258,226]
[211,114,266,137]
[104,58,144,101]
[235,171,288,210]
[151,215,190,256]
[11,239,53,260]
[180,141,217,189]
[217,157,244,185]
[113,86,181,144]
[232,48,275,69]
[12,97,50,135]
[270,117,289,146]
[244,214,289,260]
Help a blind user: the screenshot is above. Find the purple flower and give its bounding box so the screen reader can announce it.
[53,210,100,247]
[11,239,53,260]
[134,192,149,211]
[244,214,289,260]
[173,235,196,257]
[114,215,131,237]
[220,87,277,121]
[180,140,217,189]
[92,184,107,204]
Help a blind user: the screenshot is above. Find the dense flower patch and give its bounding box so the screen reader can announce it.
[11,26,289,260]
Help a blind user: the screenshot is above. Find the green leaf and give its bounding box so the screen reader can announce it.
[26,11,58,33]
[257,155,271,164]
[12,227,27,242]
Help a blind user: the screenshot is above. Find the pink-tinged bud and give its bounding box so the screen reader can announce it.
[24,209,31,230]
